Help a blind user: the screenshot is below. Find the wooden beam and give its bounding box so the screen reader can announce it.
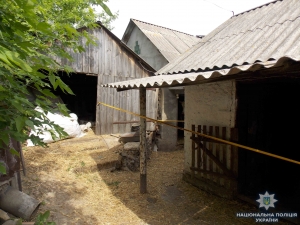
[203,126,207,180]
[191,125,195,178]
[230,128,239,177]
[146,88,156,91]
[139,87,147,193]
[112,120,152,124]
[215,126,221,185]
[209,126,214,181]
[197,125,202,176]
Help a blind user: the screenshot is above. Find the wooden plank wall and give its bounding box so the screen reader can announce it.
[57,26,157,135]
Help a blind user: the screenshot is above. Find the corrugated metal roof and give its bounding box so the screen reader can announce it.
[157,0,300,75]
[130,19,200,62]
[102,57,298,89]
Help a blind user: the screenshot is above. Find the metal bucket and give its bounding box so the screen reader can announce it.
[0,186,40,220]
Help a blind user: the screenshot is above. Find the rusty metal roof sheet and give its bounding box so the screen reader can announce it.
[128,19,201,62]
[157,0,300,75]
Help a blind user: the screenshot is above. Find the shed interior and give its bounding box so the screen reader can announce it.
[236,76,300,215]
[54,72,98,125]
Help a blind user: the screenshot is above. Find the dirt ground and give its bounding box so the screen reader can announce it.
[21,130,293,225]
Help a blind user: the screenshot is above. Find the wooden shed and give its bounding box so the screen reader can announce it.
[103,0,300,222]
[122,19,200,151]
[54,22,158,135]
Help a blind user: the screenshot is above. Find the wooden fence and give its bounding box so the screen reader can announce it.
[190,125,238,191]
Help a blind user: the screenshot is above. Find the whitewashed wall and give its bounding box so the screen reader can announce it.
[184,80,237,171]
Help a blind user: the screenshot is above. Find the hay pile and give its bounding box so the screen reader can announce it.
[21,130,292,225]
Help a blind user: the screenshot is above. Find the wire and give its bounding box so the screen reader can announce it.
[138,61,156,74]
[202,0,234,16]
[97,101,300,166]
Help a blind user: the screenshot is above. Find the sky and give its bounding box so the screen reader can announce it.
[104,0,273,39]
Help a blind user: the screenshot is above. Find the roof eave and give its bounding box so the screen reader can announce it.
[121,19,135,43]
[102,57,300,91]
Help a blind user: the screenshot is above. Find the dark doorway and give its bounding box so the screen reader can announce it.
[178,94,185,138]
[236,77,300,215]
[54,72,98,124]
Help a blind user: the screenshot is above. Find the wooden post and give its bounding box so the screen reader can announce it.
[191,125,195,178]
[139,87,147,193]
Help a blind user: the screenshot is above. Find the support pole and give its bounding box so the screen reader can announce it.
[139,87,147,194]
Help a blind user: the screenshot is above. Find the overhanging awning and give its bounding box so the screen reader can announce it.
[101,57,300,91]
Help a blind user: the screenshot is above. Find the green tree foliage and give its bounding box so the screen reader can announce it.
[41,0,118,29]
[0,0,114,174]
[96,8,119,30]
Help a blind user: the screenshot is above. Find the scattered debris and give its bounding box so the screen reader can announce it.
[114,129,155,172]
[119,123,140,143]
[119,132,140,143]
[110,134,120,138]
[0,186,40,220]
[115,142,140,172]
[21,130,291,225]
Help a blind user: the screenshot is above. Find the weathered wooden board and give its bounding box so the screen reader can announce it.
[57,25,157,135]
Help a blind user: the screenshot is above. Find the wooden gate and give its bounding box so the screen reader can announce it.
[190,125,238,193]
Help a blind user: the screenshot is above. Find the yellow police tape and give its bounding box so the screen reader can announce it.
[97,102,300,165]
